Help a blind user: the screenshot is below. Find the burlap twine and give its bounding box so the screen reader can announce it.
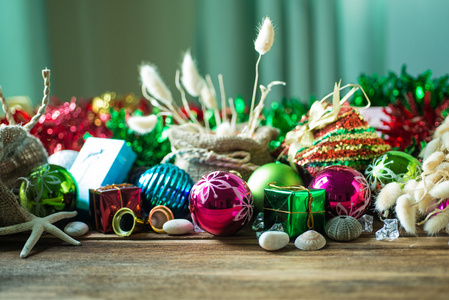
[162,124,279,182]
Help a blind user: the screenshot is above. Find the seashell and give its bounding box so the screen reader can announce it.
[324,216,362,241]
[294,230,326,251]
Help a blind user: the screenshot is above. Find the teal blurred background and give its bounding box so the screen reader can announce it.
[1,0,449,107]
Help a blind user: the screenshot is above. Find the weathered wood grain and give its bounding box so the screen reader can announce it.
[1,224,449,300]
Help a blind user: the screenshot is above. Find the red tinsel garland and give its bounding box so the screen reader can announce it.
[380,91,449,151]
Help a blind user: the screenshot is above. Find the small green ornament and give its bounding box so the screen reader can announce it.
[20,164,78,217]
[365,150,422,192]
[247,162,303,214]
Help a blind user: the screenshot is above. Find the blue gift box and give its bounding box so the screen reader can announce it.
[70,137,137,215]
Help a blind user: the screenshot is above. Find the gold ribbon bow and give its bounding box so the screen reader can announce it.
[93,183,133,230]
[283,81,371,169]
[266,182,320,230]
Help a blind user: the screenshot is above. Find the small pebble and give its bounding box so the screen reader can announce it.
[64,221,89,237]
[258,231,289,251]
[163,219,194,235]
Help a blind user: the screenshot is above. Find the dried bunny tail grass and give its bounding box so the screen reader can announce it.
[403,179,418,196]
[200,77,218,110]
[417,193,436,215]
[433,118,449,138]
[254,16,275,55]
[395,194,416,234]
[375,182,403,212]
[424,208,449,235]
[429,181,449,199]
[248,16,275,134]
[414,180,426,201]
[140,64,174,104]
[126,114,158,135]
[435,162,449,172]
[181,50,205,97]
[423,151,445,172]
[423,138,442,161]
[442,132,449,150]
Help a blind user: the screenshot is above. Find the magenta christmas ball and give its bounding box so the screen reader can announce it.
[308,165,371,219]
[189,171,253,236]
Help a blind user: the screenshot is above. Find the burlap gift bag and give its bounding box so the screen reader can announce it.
[0,69,80,258]
[163,124,279,182]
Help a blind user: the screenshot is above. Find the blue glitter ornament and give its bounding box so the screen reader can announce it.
[137,164,193,220]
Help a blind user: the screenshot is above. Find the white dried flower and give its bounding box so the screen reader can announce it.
[181,51,205,97]
[424,208,449,235]
[375,182,403,212]
[403,179,418,196]
[140,64,174,104]
[423,151,445,172]
[423,138,441,161]
[215,121,233,137]
[418,194,436,215]
[429,181,449,199]
[442,132,449,149]
[395,194,416,234]
[200,84,217,110]
[254,16,274,55]
[127,114,158,135]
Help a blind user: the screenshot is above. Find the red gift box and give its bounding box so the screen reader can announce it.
[89,184,141,233]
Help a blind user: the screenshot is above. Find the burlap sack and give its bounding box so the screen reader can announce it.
[0,69,49,227]
[0,125,48,227]
[163,125,279,182]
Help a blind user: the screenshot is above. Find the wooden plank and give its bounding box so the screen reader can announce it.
[1,224,449,299]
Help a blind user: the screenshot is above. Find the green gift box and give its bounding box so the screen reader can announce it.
[264,186,326,238]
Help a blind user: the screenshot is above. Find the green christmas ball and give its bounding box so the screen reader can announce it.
[247,162,303,214]
[365,150,422,192]
[20,164,78,217]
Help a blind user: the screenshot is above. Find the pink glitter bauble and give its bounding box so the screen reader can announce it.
[190,171,253,236]
[308,165,371,219]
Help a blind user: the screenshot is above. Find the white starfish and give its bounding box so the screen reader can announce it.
[0,211,81,258]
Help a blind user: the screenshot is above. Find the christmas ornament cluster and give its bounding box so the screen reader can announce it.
[2,16,449,258]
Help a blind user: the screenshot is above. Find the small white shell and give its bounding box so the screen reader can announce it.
[294,230,326,251]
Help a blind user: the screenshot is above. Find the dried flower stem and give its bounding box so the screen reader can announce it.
[229,97,237,133]
[247,81,286,136]
[205,74,221,126]
[175,70,202,128]
[218,74,227,123]
[0,86,15,125]
[248,54,262,128]
[141,86,187,125]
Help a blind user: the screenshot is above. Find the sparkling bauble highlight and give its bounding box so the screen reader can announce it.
[365,150,422,192]
[247,162,303,213]
[309,165,371,219]
[19,164,78,217]
[137,163,193,220]
[190,171,253,236]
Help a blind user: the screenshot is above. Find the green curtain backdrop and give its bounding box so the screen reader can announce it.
[1,0,449,107]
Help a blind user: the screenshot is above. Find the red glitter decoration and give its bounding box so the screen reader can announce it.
[30,96,112,155]
[380,91,449,152]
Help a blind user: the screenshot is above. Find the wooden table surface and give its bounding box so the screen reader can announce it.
[1,221,449,300]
